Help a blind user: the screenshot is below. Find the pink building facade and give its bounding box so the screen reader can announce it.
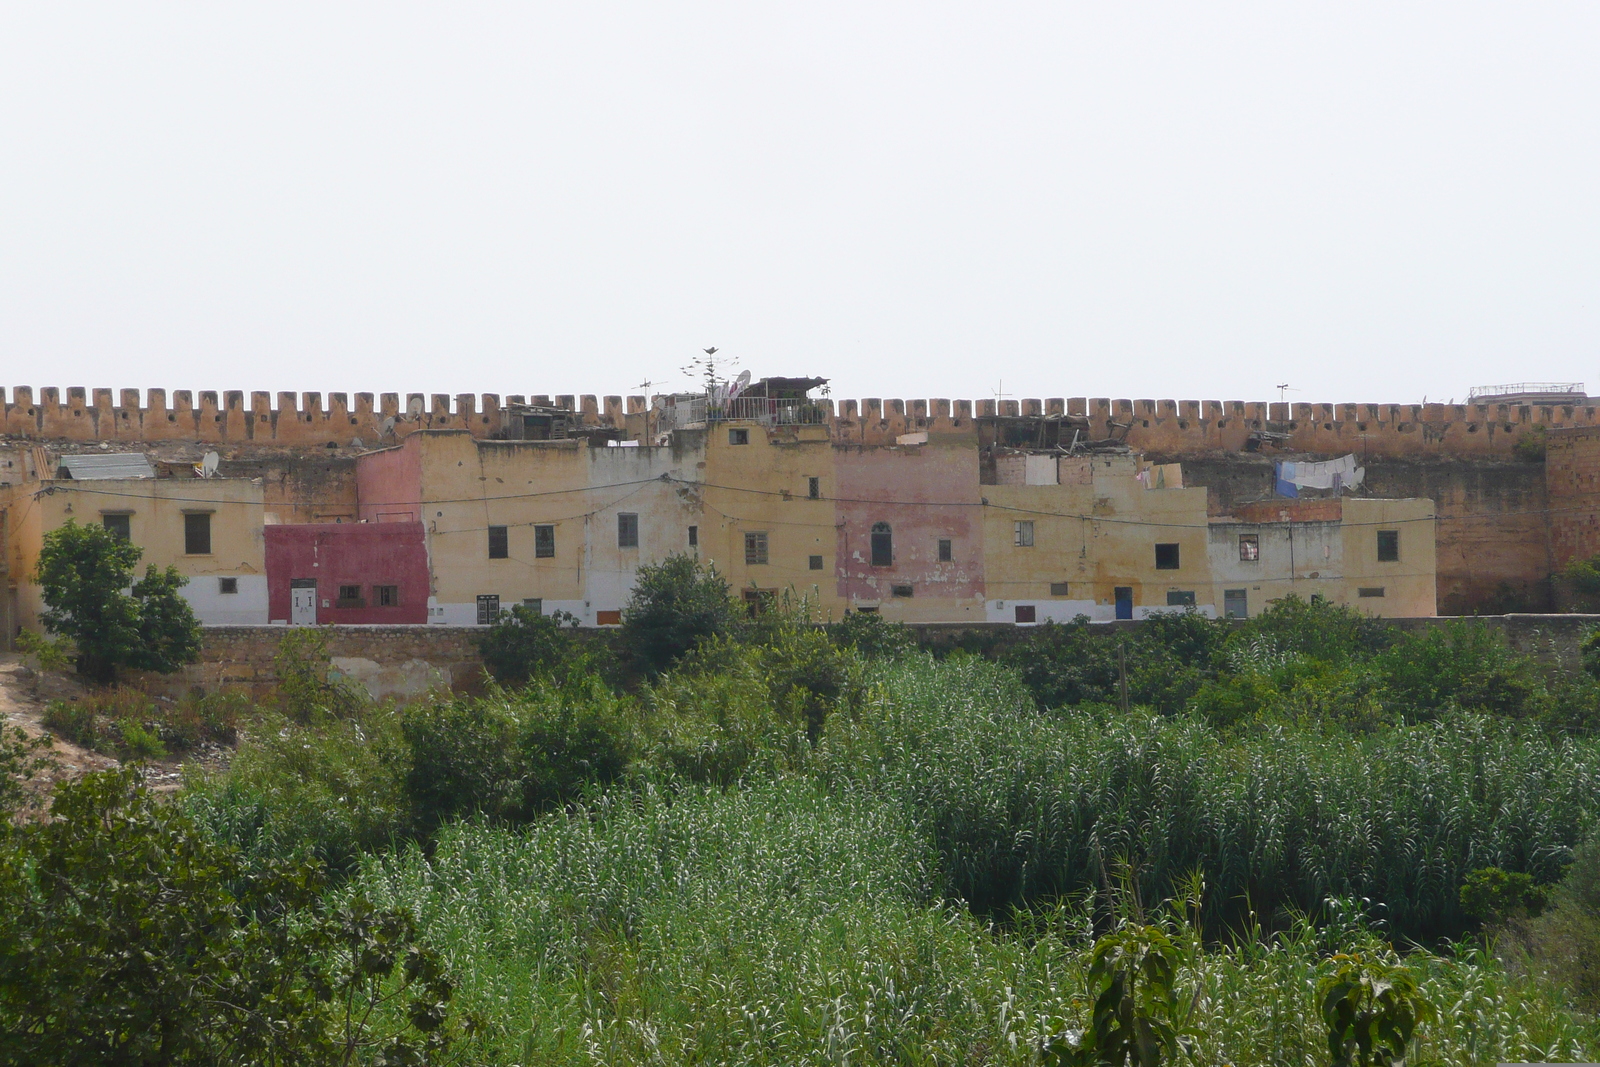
[264,522,431,625]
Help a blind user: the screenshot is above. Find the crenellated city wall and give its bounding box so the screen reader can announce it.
[1,386,1591,456]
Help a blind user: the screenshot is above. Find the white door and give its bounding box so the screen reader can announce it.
[291,586,317,625]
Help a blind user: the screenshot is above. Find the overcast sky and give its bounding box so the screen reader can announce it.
[3,3,1599,407]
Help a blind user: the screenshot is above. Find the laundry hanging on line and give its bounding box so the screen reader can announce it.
[1274,454,1365,498]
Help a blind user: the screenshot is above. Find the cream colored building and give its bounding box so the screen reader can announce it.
[5,468,267,630]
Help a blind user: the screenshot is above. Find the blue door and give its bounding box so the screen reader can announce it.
[1114,586,1133,620]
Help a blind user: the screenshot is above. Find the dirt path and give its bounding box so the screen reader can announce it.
[0,653,120,794]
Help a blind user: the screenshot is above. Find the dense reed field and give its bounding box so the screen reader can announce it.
[10,586,1600,1063]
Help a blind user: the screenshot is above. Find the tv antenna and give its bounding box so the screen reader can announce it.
[1276,383,1298,404]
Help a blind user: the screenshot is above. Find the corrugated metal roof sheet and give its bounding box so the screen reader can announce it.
[58,453,157,480]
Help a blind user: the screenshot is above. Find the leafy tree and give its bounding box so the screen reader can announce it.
[1317,952,1436,1067]
[0,725,54,822]
[0,768,466,1064]
[621,554,741,676]
[827,610,919,660]
[475,605,583,686]
[33,520,202,684]
[1045,924,1194,1066]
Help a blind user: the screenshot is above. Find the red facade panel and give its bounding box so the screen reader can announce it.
[265,522,430,625]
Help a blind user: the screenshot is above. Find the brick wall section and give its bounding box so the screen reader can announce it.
[1547,426,1600,567]
[6,386,1598,457]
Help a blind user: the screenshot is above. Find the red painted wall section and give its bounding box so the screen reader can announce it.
[265,522,431,624]
[356,439,422,523]
[833,443,985,602]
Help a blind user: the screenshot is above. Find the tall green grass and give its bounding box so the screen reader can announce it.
[820,655,1600,941]
[348,778,1597,1065]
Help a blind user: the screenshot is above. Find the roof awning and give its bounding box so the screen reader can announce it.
[57,453,157,480]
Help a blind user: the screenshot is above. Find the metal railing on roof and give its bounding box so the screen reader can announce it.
[1467,382,1585,401]
[656,395,827,432]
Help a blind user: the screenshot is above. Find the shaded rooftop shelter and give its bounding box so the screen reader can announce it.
[56,453,157,480]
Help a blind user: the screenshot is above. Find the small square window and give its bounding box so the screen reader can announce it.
[728,428,750,445]
[743,589,773,615]
[488,525,509,559]
[1155,543,1180,570]
[375,585,399,607]
[1013,521,1034,547]
[687,525,698,548]
[1377,530,1399,562]
[1014,605,1037,624]
[184,512,212,555]
[1238,534,1259,562]
[218,577,238,595]
[102,513,131,540]
[523,598,543,613]
[808,476,820,499]
[596,609,622,625]
[938,538,953,562]
[809,554,823,570]
[744,531,769,565]
[534,525,555,558]
[891,584,914,598]
[1358,587,1386,598]
[618,513,639,548]
[1050,581,1069,596]
[337,584,364,608]
[1166,590,1196,607]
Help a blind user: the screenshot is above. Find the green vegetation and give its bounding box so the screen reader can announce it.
[32,519,202,683]
[11,594,1600,1062]
[42,687,246,760]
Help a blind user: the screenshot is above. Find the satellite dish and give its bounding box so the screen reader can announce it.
[380,416,397,436]
[407,396,425,418]
[200,451,219,479]
[728,369,751,400]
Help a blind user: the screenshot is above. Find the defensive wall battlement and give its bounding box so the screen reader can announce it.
[1,386,1593,457]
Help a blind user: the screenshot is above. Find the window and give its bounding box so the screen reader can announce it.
[618,513,639,548]
[337,584,364,608]
[184,512,212,555]
[488,525,509,559]
[743,589,773,615]
[870,522,893,567]
[1358,587,1386,598]
[854,605,879,615]
[809,554,824,570]
[1014,605,1037,624]
[1050,582,1070,596]
[218,577,238,595]
[475,594,500,625]
[744,531,769,565]
[102,513,131,540]
[1166,590,1196,607]
[808,476,820,499]
[1239,534,1259,562]
[376,585,399,607]
[1224,589,1248,618]
[596,609,622,626]
[891,584,914,598]
[1377,530,1399,562]
[522,597,543,613]
[687,525,698,548]
[534,525,555,558]
[938,538,953,562]
[728,428,749,445]
[1155,543,1180,570]
[1013,521,1034,547]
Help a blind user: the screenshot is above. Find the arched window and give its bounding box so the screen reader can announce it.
[870,522,893,567]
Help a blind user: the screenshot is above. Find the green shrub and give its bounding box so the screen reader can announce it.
[1515,424,1549,462]
[1460,866,1550,924]
[0,769,465,1064]
[42,688,246,760]
[620,554,742,676]
[401,678,636,833]
[184,707,410,873]
[475,604,584,687]
[827,610,919,659]
[1527,834,1600,1010]
[1373,621,1546,722]
[273,627,367,721]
